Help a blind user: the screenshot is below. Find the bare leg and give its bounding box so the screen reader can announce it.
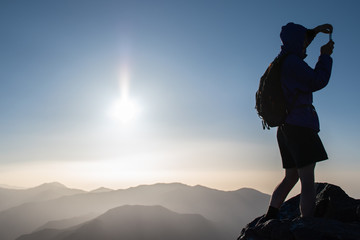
[269,168,299,209]
[298,163,316,217]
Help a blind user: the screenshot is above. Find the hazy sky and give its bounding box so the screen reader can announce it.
[1,0,359,197]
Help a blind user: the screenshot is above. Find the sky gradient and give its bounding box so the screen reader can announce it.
[1,0,360,197]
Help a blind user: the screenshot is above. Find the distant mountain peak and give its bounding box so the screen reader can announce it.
[140,182,189,188]
[234,187,267,195]
[90,187,113,193]
[35,182,67,189]
[124,182,190,191]
[0,184,24,189]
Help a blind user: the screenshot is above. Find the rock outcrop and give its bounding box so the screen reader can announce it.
[237,183,360,240]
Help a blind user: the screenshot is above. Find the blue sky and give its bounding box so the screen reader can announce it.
[1,0,359,197]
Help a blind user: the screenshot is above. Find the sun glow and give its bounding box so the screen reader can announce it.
[108,97,140,124]
[107,61,142,124]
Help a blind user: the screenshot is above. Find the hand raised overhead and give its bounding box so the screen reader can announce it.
[313,24,333,34]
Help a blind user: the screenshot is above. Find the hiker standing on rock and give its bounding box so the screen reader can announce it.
[265,23,334,219]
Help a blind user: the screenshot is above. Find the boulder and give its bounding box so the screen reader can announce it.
[237,183,360,240]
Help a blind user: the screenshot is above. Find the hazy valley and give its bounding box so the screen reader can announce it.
[0,182,270,240]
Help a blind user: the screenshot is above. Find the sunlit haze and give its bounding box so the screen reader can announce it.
[1,0,360,199]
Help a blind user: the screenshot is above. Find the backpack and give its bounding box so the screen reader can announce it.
[255,54,289,130]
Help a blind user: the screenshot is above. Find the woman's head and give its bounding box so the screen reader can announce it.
[280,22,310,58]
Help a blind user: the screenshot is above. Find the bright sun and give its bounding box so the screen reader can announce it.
[108,97,140,124]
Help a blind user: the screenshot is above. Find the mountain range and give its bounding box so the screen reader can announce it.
[17,205,221,240]
[0,182,270,240]
[0,182,85,211]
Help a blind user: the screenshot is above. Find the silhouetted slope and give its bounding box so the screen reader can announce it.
[238,183,360,240]
[0,184,23,189]
[0,183,269,240]
[90,187,114,193]
[17,205,220,240]
[34,213,98,232]
[0,182,85,211]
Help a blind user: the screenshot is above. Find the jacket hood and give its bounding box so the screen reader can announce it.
[280,22,307,58]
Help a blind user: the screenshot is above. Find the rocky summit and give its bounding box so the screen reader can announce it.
[237,183,360,240]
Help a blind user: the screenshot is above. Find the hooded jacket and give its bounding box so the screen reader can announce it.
[279,22,333,132]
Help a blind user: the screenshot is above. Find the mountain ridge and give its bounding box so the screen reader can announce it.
[17,205,221,240]
[0,182,270,240]
[90,187,114,193]
[0,182,86,212]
